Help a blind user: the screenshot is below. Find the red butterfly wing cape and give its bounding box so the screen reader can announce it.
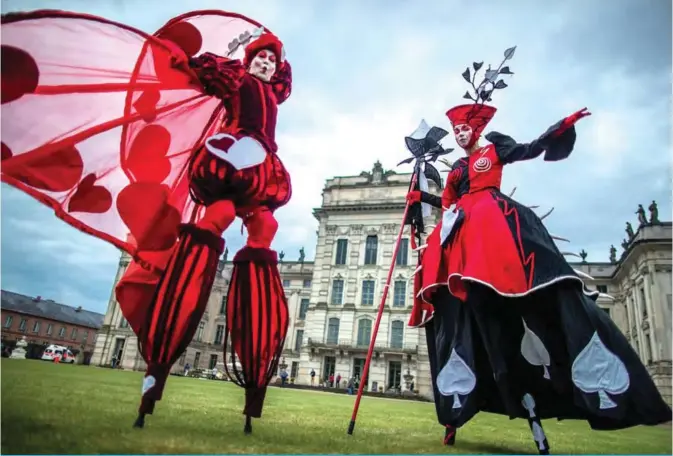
[1,9,270,274]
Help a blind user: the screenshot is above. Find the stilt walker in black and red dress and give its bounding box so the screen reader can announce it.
[1,10,292,432]
[406,47,671,454]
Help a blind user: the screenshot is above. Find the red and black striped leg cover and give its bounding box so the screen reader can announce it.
[223,246,289,428]
[135,224,224,427]
[444,425,457,446]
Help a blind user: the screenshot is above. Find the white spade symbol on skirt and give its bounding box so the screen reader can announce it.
[436,348,477,409]
[520,318,552,379]
[571,331,630,409]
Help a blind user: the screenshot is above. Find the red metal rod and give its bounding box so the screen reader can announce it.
[347,171,419,435]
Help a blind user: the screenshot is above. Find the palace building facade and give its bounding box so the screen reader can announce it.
[91,162,672,404]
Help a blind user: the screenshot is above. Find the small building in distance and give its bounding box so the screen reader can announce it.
[1,290,104,363]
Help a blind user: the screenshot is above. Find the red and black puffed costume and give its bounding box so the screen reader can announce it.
[406,53,671,454]
[1,10,290,432]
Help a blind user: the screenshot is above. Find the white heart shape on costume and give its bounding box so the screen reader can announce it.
[204,133,267,170]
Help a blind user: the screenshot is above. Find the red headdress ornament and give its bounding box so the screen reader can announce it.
[244,32,284,68]
[446,46,517,148]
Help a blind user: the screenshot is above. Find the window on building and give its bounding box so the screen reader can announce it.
[396,239,409,266]
[291,361,299,379]
[194,351,201,368]
[209,354,218,370]
[119,317,129,328]
[19,318,27,332]
[82,331,89,343]
[331,279,344,305]
[4,316,13,328]
[196,321,205,342]
[597,285,608,293]
[71,328,78,340]
[357,319,372,347]
[303,279,312,288]
[283,279,291,287]
[639,287,648,318]
[299,299,310,320]
[600,307,611,319]
[390,321,404,348]
[364,235,378,265]
[46,324,53,336]
[219,296,226,315]
[361,280,375,306]
[214,324,225,345]
[393,281,406,307]
[388,360,402,389]
[58,326,66,338]
[32,321,40,333]
[326,318,340,344]
[335,239,348,265]
[294,329,304,352]
[179,351,187,365]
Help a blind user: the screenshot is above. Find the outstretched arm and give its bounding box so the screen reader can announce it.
[188,52,246,99]
[486,108,591,165]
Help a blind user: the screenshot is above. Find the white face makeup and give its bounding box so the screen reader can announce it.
[248,49,277,82]
[453,124,473,149]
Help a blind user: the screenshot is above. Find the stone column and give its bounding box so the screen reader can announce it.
[640,265,659,361]
[634,281,649,363]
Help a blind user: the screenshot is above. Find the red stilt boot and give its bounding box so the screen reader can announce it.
[134,223,224,428]
[223,246,289,434]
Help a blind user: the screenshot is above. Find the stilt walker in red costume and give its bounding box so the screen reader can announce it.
[1,10,291,432]
[406,47,671,454]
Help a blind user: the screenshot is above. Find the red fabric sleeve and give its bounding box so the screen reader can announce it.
[189,52,246,99]
[271,61,292,104]
[441,182,458,208]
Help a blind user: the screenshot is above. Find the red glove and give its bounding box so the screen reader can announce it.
[407,191,422,204]
[556,107,591,136]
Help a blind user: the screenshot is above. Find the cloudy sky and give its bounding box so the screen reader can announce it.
[1,0,670,314]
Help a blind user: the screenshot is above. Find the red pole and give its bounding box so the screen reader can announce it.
[347,171,419,435]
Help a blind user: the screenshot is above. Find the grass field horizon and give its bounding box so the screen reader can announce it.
[2,359,671,454]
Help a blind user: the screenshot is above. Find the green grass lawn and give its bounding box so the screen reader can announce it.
[1,359,671,454]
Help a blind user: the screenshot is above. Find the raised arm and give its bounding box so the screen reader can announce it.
[486,108,591,165]
[188,52,246,99]
[270,61,292,105]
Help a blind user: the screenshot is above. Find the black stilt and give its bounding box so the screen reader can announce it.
[244,415,252,434]
[443,425,457,446]
[133,412,146,429]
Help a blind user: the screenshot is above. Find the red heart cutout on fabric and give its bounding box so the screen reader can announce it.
[3,145,84,192]
[133,89,161,123]
[117,182,181,251]
[1,45,39,104]
[67,173,113,214]
[156,21,203,57]
[206,134,236,154]
[1,142,13,160]
[149,41,196,90]
[125,124,172,184]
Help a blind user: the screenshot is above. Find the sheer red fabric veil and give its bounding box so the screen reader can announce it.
[0,10,279,272]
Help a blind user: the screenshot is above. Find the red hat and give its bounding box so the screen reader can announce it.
[445,103,497,141]
[244,33,284,68]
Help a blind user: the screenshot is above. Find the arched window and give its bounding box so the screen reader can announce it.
[357,318,373,346]
[326,317,340,344]
[390,320,404,349]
